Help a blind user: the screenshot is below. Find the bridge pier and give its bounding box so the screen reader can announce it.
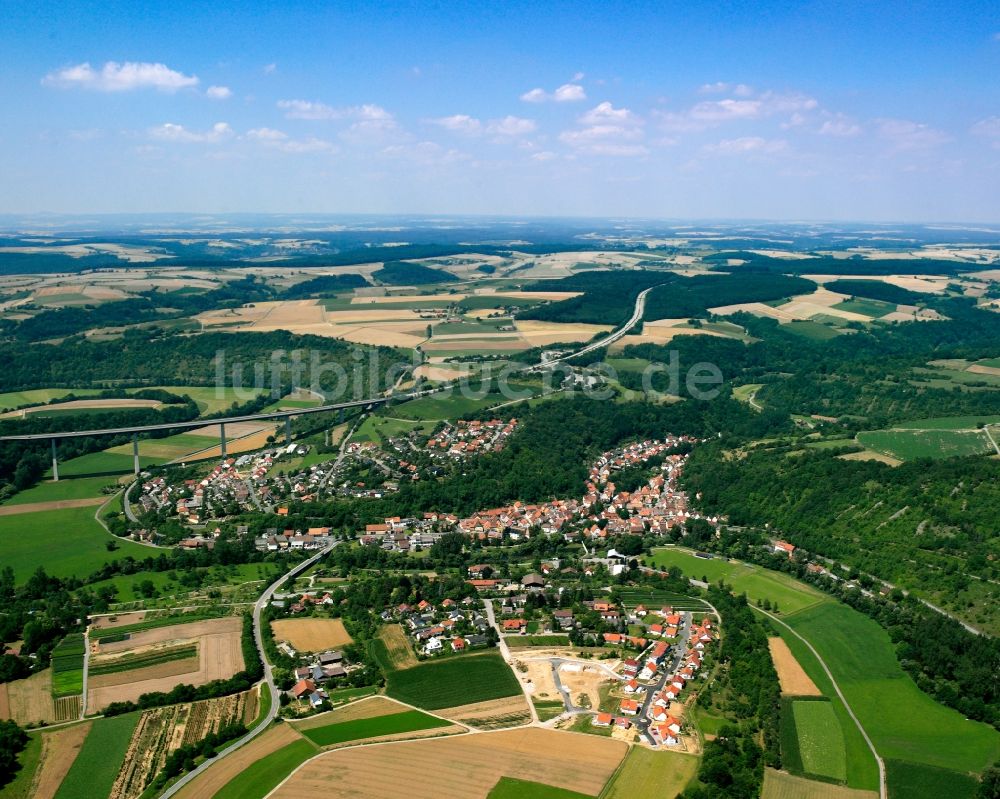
[51,439,59,482]
[133,433,140,476]
[285,416,292,445]
[220,423,227,460]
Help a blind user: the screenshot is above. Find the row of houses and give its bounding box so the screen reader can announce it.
[425,418,519,458]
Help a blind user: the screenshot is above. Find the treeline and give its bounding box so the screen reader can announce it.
[642,273,814,320]
[825,279,928,305]
[518,271,666,325]
[280,273,367,298]
[372,261,453,285]
[682,587,781,799]
[706,251,969,275]
[5,276,276,342]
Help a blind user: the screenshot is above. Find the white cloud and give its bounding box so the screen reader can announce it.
[971,116,1000,148]
[149,122,233,143]
[818,116,862,137]
[699,82,753,96]
[579,101,638,126]
[206,85,232,100]
[248,127,336,153]
[520,83,586,103]
[428,114,482,134]
[43,61,199,92]
[658,89,818,132]
[277,100,395,134]
[263,63,277,74]
[487,115,536,136]
[704,136,787,155]
[278,99,339,119]
[531,151,557,161]
[247,127,288,142]
[876,118,950,150]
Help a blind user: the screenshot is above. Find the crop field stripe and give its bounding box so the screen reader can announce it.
[780,697,805,775]
[298,709,452,747]
[385,651,522,711]
[488,777,595,799]
[93,610,225,637]
[882,759,979,799]
[212,738,318,799]
[792,699,847,782]
[89,643,198,675]
[52,712,140,799]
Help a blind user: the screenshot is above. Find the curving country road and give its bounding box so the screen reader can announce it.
[161,542,336,799]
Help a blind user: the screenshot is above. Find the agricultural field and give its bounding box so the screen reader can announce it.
[3,475,117,506]
[762,769,878,799]
[384,651,522,711]
[785,698,847,782]
[270,618,354,652]
[52,713,140,799]
[0,388,104,411]
[892,414,1000,429]
[602,746,700,799]
[768,638,821,696]
[87,617,244,712]
[295,705,453,748]
[649,548,828,615]
[487,777,592,799]
[4,721,91,799]
[350,415,427,444]
[0,505,152,583]
[783,601,1000,784]
[615,587,712,612]
[49,634,85,699]
[109,690,257,799]
[371,623,420,670]
[434,695,532,729]
[389,389,530,420]
[212,737,317,799]
[856,428,994,460]
[270,727,627,799]
[882,760,980,799]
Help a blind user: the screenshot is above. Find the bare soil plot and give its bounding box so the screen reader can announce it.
[91,612,146,631]
[519,659,560,702]
[185,426,278,461]
[837,450,902,466]
[558,663,612,710]
[270,618,354,652]
[31,721,93,799]
[88,618,244,712]
[272,727,628,799]
[768,638,822,696]
[434,695,532,729]
[294,696,404,730]
[968,364,1000,377]
[173,723,306,799]
[1,668,55,724]
[516,320,614,346]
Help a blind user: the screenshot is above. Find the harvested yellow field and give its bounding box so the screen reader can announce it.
[516,320,613,346]
[763,768,877,799]
[31,721,92,799]
[294,696,406,731]
[270,618,354,651]
[837,449,902,466]
[272,727,628,799]
[491,290,581,301]
[351,293,461,304]
[188,426,278,461]
[611,319,736,351]
[434,695,532,729]
[0,398,162,419]
[803,274,949,294]
[0,668,55,724]
[768,638,821,696]
[173,723,307,799]
[334,323,427,348]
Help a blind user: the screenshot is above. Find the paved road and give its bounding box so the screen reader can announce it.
[161,542,337,799]
[634,611,691,744]
[526,285,659,371]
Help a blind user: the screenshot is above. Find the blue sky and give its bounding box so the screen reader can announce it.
[1,0,998,221]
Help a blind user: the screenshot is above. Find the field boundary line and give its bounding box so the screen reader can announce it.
[753,606,886,799]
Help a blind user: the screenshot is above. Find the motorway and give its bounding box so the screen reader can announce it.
[160,542,336,799]
[0,284,657,446]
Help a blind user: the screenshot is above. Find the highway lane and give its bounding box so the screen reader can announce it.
[160,541,336,799]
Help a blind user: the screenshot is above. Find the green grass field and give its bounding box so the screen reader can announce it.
[601,746,699,799]
[83,562,273,603]
[0,729,44,799]
[52,713,140,799]
[784,601,1000,776]
[506,635,571,648]
[791,700,847,782]
[4,475,117,505]
[649,549,827,615]
[0,505,153,583]
[390,390,524,420]
[213,738,318,799]
[487,777,593,799]
[784,320,843,340]
[892,415,1000,430]
[384,651,522,710]
[833,298,896,318]
[50,633,85,697]
[150,385,266,415]
[0,388,105,411]
[351,415,426,444]
[883,759,980,799]
[47,450,165,479]
[615,587,711,611]
[856,429,993,460]
[296,709,451,747]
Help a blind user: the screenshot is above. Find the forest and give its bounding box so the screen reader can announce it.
[371,260,454,285]
[704,251,970,275]
[280,272,368,298]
